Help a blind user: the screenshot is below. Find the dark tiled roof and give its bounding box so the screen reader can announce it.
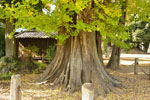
[15,31,50,39]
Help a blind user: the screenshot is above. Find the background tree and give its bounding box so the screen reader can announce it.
[128,21,150,51]
[126,0,150,51]
[127,0,150,22]
[107,0,127,69]
[0,0,43,57]
[107,0,150,69]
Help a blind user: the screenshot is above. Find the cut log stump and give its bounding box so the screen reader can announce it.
[10,74,21,100]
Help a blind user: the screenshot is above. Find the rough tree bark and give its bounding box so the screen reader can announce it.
[96,32,104,66]
[39,32,122,96]
[107,45,120,69]
[38,3,122,97]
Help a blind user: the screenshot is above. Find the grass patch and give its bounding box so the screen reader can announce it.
[0,73,12,80]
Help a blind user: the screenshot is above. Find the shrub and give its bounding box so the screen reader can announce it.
[32,62,47,74]
[0,56,24,73]
[0,56,13,68]
[0,56,47,75]
[0,73,13,80]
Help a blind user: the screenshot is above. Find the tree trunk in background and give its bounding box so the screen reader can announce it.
[106,0,127,69]
[5,20,16,57]
[107,45,120,69]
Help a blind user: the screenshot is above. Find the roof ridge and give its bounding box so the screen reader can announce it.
[15,31,50,39]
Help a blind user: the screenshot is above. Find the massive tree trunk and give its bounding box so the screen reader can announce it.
[107,45,120,69]
[5,20,16,57]
[39,31,122,97]
[39,1,122,97]
[39,12,123,95]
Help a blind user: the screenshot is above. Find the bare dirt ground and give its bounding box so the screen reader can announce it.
[1,53,150,100]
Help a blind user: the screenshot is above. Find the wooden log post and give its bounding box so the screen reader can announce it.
[134,58,139,75]
[82,83,94,100]
[10,75,21,100]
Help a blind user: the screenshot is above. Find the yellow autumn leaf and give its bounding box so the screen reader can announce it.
[30,12,33,15]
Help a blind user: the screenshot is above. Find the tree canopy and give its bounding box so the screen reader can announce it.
[0,0,130,47]
[127,0,150,22]
[0,0,149,45]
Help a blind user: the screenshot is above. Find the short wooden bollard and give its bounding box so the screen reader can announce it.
[82,83,94,100]
[10,75,21,100]
[134,58,139,74]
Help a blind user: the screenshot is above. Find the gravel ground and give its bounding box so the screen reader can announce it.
[1,54,150,100]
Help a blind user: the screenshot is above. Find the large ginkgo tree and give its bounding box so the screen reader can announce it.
[1,0,148,97]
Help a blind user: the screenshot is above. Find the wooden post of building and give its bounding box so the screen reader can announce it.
[42,53,44,63]
[10,74,21,100]
[134,58,139,75]
[82,83,94,100]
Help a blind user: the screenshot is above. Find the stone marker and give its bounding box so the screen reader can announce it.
[82,83,94,100]
[10,74,21,100]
